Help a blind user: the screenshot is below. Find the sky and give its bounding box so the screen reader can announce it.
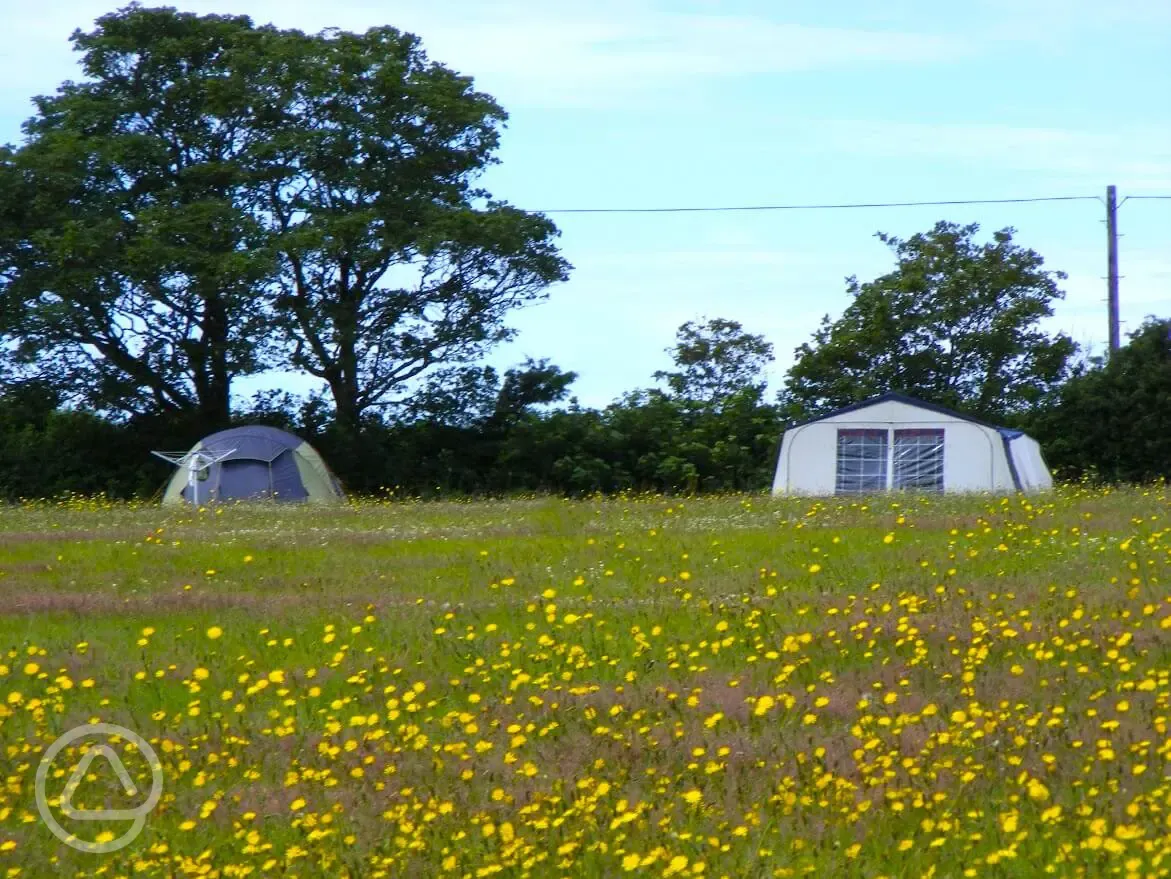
[1,0,1169,409]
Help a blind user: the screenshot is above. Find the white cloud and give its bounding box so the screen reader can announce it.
[0,0,974,114]
[973,0,1171,43]
[807,120,1171,191]
[390,5,973,108]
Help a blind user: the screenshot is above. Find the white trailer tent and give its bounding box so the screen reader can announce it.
[772,392,1053,496]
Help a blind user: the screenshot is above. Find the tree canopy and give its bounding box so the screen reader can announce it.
[782,221,1077,423]
[654,317,774,408]
[0,9,276,425]
[0,4,569,429]
[1028,317,1171,482]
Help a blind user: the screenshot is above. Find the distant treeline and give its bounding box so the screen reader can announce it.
[1,313,1168,500]
[0,372,780,500]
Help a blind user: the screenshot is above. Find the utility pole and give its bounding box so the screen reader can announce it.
[1107,185,1120,354]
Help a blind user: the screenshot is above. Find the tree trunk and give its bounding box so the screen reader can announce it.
[329,376,363,436]
[191,290,233,429]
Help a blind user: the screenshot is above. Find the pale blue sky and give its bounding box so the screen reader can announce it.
[2,0,1169,408]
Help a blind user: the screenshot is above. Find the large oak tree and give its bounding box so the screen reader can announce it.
[0,9,275,425]
[251,23,568,430]
[0,5,569,430]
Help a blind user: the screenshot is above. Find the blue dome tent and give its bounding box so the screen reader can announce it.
[155,426,345,505]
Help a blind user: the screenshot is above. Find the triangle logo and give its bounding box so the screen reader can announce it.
[59,744,140,820]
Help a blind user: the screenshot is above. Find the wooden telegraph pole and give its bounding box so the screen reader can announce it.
[1106,185,1120,354]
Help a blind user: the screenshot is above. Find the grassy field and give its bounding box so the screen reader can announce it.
[1,486,1170,878]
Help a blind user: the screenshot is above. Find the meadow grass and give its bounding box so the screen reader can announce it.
[0,486,1169,877]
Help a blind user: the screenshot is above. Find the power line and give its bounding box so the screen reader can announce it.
[534,194,1101,215]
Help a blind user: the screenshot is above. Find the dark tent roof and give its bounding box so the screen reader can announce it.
[787,392,1015,433]
[195,425,308,464]
[161,424,344,505]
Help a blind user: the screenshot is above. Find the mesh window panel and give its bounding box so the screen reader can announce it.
[893,429,945,492]
[835,429,888,494]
